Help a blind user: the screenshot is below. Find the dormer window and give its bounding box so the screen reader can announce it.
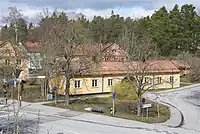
[16,59,21,65]
[5,59,10,65]
[112,49,116,52]
[121,58,125,61]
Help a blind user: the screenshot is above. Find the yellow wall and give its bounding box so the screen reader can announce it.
[0,42,28,72]
[50,73,180,95]
[143,73,180,90]
[69,76,127,95]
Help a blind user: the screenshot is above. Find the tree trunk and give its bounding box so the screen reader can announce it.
[45,77,49,93]
[40,79,44,98]
[64,76,70,106]
[137,97,142,116]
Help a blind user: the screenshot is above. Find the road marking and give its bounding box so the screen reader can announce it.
[64,130,81,134]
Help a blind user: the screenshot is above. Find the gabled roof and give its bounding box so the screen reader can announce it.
[0,41,28,59]
[170,60,190,70]
[73,43,126,59]
[86,60,180,76]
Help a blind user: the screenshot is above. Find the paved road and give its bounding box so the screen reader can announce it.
[157,85,200,133]
[0,84,200,134]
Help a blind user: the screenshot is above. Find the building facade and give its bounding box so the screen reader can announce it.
[0,41,29,80]
[50,60,181,95]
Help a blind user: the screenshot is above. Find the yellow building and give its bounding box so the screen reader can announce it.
[50,60,181,95]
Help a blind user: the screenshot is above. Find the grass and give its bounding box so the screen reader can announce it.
[180,75,200,84]
[5,84,65,103]
[45,97,170,123]
[180,76,192,83]
[180,83,192,87]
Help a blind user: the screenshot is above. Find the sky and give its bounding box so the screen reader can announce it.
[1,0,200,25]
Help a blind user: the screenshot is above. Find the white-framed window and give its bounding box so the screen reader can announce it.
[144,77,152,84]
[170,76,174,83]
[154,77,162,84]
[5,59,10,65]
[104,57,108,61]
[108,79,113,86]
[92,79,98,87]
[74,80,81,89]
[16,59,21,65]
[157,77,162,84]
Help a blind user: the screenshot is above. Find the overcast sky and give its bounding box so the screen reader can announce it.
[1,0,200,23]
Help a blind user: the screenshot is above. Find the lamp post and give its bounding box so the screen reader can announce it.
[14,23,21,134]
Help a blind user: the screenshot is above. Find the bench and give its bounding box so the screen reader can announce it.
[91,105,104,113]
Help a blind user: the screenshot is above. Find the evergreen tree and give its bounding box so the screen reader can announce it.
[16,18,28,42]
[150,6,170,56]
[168,4,182,55]
[181,4,199,54]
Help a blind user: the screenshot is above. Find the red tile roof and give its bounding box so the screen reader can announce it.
[170,60,190,70]
[87,60,180,75]
[22,41,43,53]
[23,41,41,48]
[75,43,125,56]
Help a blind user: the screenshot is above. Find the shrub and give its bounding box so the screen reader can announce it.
[113,82,138,100]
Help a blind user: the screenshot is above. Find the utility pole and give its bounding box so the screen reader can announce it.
[14,23,21,108]
[15,22,20,134]
[15,23,18,45]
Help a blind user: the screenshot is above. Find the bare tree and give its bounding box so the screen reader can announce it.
[0,7,28,42]
[120,29,175,116]
[183,54,200,82]
[0,103,41,134]
[37,12,94,106]
[38,11,117,106]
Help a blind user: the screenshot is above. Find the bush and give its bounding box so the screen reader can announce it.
[113,82,138,100]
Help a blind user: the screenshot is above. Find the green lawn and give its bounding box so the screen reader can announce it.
[45,97,170,123]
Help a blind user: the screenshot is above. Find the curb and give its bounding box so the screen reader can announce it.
[160,100,184,128]
[157,84,200,94]
[145,97,184,128]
